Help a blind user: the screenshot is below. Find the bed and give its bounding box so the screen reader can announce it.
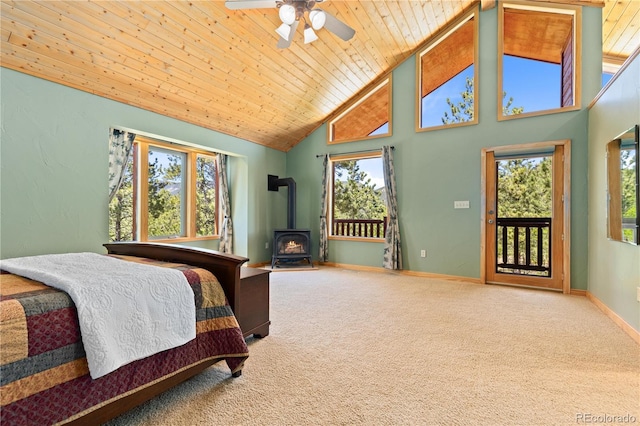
[0,242,250,425]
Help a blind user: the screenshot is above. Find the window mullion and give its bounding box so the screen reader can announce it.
[131,143,139,240]
[188,152,197,238]
[138,143,149,242]
[215,154,220,236]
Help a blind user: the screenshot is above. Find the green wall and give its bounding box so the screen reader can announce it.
[286,6,603,289]
[0,6,609,292]
[588,53,640,332]
[0,3,633,336]
[0,67,287,264]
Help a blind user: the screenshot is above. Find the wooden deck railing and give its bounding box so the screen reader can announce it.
[333,217,387,238]
[622,217,638,243]
[496,217,551,277]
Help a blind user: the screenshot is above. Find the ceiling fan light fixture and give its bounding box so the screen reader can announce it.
[303,23,318,44]
[275,23,292,40]
[309,10,326,30]
[227,0,355,48]
[278,4,296,25]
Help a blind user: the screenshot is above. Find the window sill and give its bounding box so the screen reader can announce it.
[497,104,581,121]
[416,119,478,133]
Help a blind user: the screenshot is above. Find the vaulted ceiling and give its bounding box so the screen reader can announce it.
[1,0,638,152]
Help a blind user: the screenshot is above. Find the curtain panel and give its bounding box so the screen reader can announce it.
[108,128,136,202]
[217,154,233,254]
[319,154,330,262]
[382,146,402,270]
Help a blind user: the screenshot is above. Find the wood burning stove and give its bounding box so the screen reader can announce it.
[271,229,312,268]
[268,174,313,268]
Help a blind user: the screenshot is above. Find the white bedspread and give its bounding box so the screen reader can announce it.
[1,252,196,379]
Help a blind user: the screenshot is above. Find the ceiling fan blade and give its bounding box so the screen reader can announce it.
[277,20,299,49]
[225,0,277,10]
[319,10,355,41]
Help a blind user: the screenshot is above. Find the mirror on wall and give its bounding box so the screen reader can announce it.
[607,125,639,245]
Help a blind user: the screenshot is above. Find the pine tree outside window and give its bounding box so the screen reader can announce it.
[330,153,387,240]
[108,136,219,242]
[416,6,478,131]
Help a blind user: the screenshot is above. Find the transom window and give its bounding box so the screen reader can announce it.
[109,136,219,242]
[417,6,478,130]
[328,77,391,144]
[499,2,581,119]
[330,153,387,240]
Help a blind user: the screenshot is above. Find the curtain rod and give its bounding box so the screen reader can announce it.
[315,146,394,158]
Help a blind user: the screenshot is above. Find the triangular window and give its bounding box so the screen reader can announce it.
[417,7,478,130]
[328,77,391,144]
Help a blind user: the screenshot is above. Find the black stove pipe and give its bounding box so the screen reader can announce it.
[268,174,296,229]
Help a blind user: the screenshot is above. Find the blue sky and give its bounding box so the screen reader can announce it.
[503,56,561,113]
[421,65,474,128]
[421,57,564,127]
[354,56,614,188]
[602,72,614,86]
[421,55,613,128]
[362,158,385,189]
[336,157,385,189]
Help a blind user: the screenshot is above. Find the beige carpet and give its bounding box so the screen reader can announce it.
[107,267,639,426]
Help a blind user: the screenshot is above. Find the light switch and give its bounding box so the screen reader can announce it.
[454,200,470,209]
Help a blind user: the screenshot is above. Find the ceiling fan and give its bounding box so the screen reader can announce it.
[225,0,356,49]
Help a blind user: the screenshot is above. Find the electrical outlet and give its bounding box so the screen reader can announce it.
[454,200,470,209]
[265,242,269,249]
[420,249,426,258]
[637,287,640,303]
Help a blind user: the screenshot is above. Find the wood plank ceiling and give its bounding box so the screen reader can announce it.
[1,0,638,152]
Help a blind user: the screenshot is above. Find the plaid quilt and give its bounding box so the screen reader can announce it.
[0,255,248,425]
